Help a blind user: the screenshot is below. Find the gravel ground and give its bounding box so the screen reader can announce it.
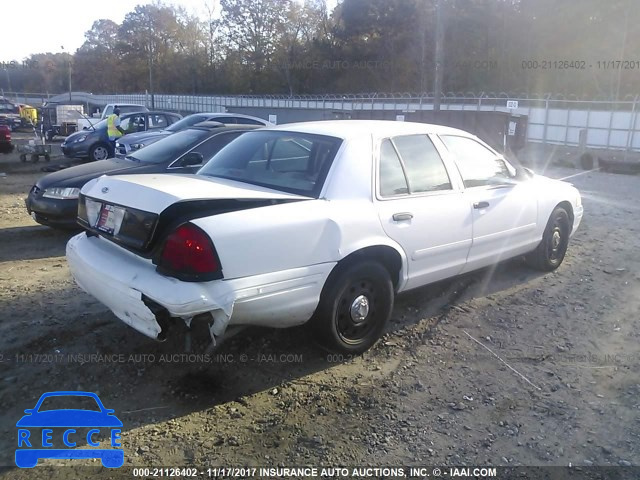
[0,136,639,479]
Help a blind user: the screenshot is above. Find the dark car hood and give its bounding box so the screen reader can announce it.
[65,126,104,143]
[119,130,171,144]
[36,158,162,189]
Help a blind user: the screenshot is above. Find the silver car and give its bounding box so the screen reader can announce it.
[115,112,273,158]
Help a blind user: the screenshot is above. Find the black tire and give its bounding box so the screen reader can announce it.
[88,143,110,162]
[311,261,394,354]
[526,207,571,271]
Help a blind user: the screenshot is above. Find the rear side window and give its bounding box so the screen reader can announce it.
[235,117,265,125]
[379,139,409,196]
[440,135,511,187]
[212,116,236,124]
[148,114,168,130]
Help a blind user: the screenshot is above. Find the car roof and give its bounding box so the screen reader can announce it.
[263,120,473,139]
[188,112,268,119]
[188,123,263,132]
[121,110,179,116]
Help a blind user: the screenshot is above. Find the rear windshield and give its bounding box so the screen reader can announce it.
[128,129,210,164]
[198,130,342,197]
[165,114,215,132]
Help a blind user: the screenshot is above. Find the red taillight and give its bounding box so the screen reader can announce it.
[158,223,221,278]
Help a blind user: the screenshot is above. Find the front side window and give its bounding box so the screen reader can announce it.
[378,135,451,197]
[129,128,209,164]
[189,132,245,163]
[198,131,342,197]
[440,135,512,188]
[120,115,146,134]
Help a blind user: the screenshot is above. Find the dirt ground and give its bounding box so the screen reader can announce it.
[0,134,639,479]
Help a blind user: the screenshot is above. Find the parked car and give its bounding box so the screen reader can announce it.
[0,125,13,154]
[26,123,258,228]
[115,112,273,158]
[0,99,22,131]
[61,111,182,162]
[66,120,583,354]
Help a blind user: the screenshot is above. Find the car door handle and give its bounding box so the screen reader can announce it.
[473,201,490,209]
[392,212,413,221]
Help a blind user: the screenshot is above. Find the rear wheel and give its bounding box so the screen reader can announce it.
[311,261,394,354]
[526,206,570,271]
[89,143,110,162]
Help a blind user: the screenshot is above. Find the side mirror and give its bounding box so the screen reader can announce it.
[180,152,204,167]
[24,409,34,414]
[514,166,534,180]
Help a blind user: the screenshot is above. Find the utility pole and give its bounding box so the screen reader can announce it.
[147,17,155,109]
[61,46,72,102]
[615,0,630,101]
[3,69,12,96]
[433,0,444,112]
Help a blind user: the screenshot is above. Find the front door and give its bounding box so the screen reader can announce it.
[438,134,538,272]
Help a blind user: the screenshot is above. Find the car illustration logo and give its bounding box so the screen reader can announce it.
[15,391,123,468]
[101,187,109,194]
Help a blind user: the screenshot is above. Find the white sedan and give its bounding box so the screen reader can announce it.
[66,121,583,353]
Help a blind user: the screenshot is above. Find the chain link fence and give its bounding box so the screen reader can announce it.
[3,90,640,152]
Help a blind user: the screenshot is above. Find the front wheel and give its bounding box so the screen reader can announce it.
[311,261,394,354]
[88,143,110,162]
[526,206,571,271]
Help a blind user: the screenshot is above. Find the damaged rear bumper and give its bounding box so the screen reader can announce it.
[66,233,334,341]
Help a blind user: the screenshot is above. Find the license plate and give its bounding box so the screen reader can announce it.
[96,204,125,235]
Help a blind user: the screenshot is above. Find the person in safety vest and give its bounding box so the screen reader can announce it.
[106,106,125,153]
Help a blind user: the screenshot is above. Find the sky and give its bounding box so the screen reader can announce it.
[0,0,338,63]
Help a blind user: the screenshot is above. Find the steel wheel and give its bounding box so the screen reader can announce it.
[90,144,109,161]
[526,206,570,271]
[311,261,394,353]
[336,280,380,345]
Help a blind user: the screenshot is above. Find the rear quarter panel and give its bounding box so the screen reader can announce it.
[192,198,406,280]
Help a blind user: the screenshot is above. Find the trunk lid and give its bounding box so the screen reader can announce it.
[79,174,311,254]
[82,173,310,213]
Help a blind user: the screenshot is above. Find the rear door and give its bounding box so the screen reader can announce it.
[438,135,538,271]
[375,134,473,291]
[147,114,170,131]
